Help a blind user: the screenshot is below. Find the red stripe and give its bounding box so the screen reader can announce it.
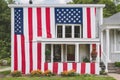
[100,45,101,57]
[37,8,42,37]
[63,62,67,71]
[87,8,91,38]
[14,35,18,70]
[28,8,33,72]
[95,8,96,15]
[21,35,26,74]
[46,8,51,38]
[81,63,85,74]
[53,62,58,74]
[72,63,77,71]
[37,43,41,70]
[90,62,95,74]
[44,62,48,71]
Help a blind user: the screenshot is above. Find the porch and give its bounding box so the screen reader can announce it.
[37,38,101,74]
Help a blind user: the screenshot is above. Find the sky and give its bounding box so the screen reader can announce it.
[15,0,72,4]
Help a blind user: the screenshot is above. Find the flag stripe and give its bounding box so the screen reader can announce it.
[14,35,18,70]
[81,63,85,74]
[87,8,91,38]
[44,62,48,71]
[63,62,67,71]
[91,62,95,74]
[37,8,42,37]
[21,35,26,74]
[46,8,51,38]
[28,8,33,72]
[72,63,77,71]
[53,62,58,74]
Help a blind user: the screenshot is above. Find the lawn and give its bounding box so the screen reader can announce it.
[0,76,115,80]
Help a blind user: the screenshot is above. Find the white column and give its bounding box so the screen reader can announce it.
[106,29,110,62]
[61,44,64,62]
[51,44,53,63]
[75,43,79,62]
[63,25,65,38]
[72,25,74,38]
[101,31,103,60]
[41,43,45,71]
[96,43,100,63]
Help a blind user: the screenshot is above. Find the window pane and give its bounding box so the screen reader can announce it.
[74,26,80,38]
[116,30,120,51]
[57,26,62,38]
[65,26,72,38]
[45,44,51,62]
[67,45,75,61]
[53,45,61,62]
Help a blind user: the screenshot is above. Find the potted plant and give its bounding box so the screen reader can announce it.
[114,62,120,74]
[83,57,90,62]
[91,48,97,62]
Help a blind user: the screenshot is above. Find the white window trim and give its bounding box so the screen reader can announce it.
[114,29,120,53]
[56,24,82,38]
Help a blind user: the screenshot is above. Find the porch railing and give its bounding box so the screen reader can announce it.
[101,52,108,72]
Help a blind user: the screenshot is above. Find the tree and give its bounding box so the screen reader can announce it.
[0,0,11,59]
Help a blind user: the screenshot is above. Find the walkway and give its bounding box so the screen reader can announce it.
[0,67,11,72]
[108,73,120,80]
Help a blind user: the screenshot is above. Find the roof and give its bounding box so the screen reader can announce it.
[103,12,120,25]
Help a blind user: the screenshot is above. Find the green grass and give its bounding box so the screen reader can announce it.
[0,66,10,69]
[0,76,115,80]
[0,70,11,75]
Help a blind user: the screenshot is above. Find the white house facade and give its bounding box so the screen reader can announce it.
[9,4,106,74]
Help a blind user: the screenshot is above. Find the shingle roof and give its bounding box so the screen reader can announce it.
[103,12,120,25]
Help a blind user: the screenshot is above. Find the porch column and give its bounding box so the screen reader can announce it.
[51,44,53,63]
[96,43,100,63]
[101,31,103,60]
[75,43,79,62]
[106,29,110,62]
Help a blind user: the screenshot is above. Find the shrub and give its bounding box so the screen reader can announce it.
[30,69,43,77]
[114,62,120,67]
[44,70,54,77]
[61,69,76,76]
[100,70,107,75]
[11,70,22,77]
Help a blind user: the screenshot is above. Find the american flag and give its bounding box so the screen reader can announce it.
[12,7,96,74]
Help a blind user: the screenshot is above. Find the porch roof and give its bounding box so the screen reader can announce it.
[35,38,100,44]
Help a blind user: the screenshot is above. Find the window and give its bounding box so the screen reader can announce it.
[56,25,82,38]
[114,30,120,52]
[45,44,51,62]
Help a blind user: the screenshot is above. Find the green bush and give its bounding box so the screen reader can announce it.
[30,70,43,77]
[114,62,120,67]
[100,70,107,75]
[11,71,22,77]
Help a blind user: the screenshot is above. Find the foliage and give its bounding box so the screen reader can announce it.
[11,70,22,77]
[1,76,115,80]
[30,70,43,77]
[0,0,11,59]
[0,58,11,66]
[70,0,120,17]
[43,70,54,77]
[83,57,90,62]
[100,70,107,75]
[61,69,76,76]
[0,70,11,75]
[114,62,120,67]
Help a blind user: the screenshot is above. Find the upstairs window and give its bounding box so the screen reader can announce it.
[56,25,82,38]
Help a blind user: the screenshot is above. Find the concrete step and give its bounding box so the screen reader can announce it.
[108,63,117,73]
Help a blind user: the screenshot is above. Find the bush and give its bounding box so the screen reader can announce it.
[43,70,54,77]
[114,62,120,67]
[61,69,76,76]
[11,71,22,77]
[30,70,43,77]
[100,70,107,75]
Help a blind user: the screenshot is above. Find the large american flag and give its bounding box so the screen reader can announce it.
[12,7,96,74]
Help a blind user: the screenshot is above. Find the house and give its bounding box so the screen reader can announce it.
[8,4,105,74]
[101,12,120,72]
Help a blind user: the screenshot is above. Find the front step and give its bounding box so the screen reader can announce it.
[108,63,117,73]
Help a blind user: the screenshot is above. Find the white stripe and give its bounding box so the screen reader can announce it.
[24,8,30,74]
[91,8,96,38]
[41,43,45,72]
[41,8,47,38]
[67,63,72,71]
[48,63,53,72]
[50,8,55,38]
[11,8,14,72]
[58,63,63,74]
[83,8,87,38]
[85,63,90,74]
[17,35,22,71]
[76,63,81,74]
[32,8,37,70]
[95,63,100,74]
